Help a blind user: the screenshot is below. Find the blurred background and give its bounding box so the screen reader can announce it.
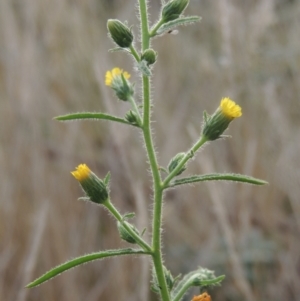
[1,0,300,300]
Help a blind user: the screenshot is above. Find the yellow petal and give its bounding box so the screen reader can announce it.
[71,164,91,181]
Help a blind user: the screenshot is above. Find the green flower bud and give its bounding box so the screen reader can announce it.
[202,97,242,141]
[107,19,133,48]
[117,221,139,244]
[125,110,140,126]
[141,49,157,65]
[191,268,217,288]
[71,164,109,204]
[161,0,189,23]
[168,152,186,176]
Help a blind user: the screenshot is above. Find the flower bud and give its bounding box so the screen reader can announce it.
[117,221,139,244]
[202,97,242,141]
[161,0,189,23]
[107,19,133,48]
[168,152,186,176]
[125,110,140,126]
[71,164,109,204]
[141,49,157,66]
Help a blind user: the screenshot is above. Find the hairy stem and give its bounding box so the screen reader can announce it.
[162,135,208,188]
[104,200,152,253]
[138,1,171,301]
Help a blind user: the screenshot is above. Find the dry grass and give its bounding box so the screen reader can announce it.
[1,0,300,300]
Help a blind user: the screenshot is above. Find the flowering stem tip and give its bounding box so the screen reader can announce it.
[202,97,242,141]
[71,164,109,204]
[105,68,133,101]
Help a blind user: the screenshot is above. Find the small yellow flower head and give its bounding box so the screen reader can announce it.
[105,68,133,101]
[220,97,242,119]
[202,97,242,141]
[71,164,91,181]
[105,68,130,87]
[192,292,211,301]
[71,164,109,204]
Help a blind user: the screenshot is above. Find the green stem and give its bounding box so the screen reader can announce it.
[129,45,141,62]
[138,1,171,301]
[128,95,143,127]
[163,135,208,188]
[172,277,197,301]
[149,19,165,37]
[143,73,170,301]
[104,200,152,253]
[138,0,150,51]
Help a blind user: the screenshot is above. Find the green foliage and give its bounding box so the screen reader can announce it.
[171,267,225,301]
[169,173,268,188]
[55,112,136,126]
[26,249,149,288]
[156,16,201,35]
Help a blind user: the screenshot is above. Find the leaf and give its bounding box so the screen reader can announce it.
[108,47,129,53]
[26,248,149,288]
[54,112,136,126]
[137,60,152,77]
[123,212,136,220]
[156,16,201,35]
[169,173,268,187]
[103,171,111,186]
[171,267,225,301]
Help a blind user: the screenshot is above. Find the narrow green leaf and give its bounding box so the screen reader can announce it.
[54,112,136,126]
[170,173,268,187]
[156,16,201,35]
[108,47,129,53]
[103,171,111,186]
[123,212,136,219]
[199,275,225,286]
[26,248,149,288]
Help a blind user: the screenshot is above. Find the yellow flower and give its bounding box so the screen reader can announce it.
[202,97,242,140]
[192,292,211,301]
[105,67,130,87]
[220,97,242,119]
[71,164,91,181]
[71,164,109,204]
